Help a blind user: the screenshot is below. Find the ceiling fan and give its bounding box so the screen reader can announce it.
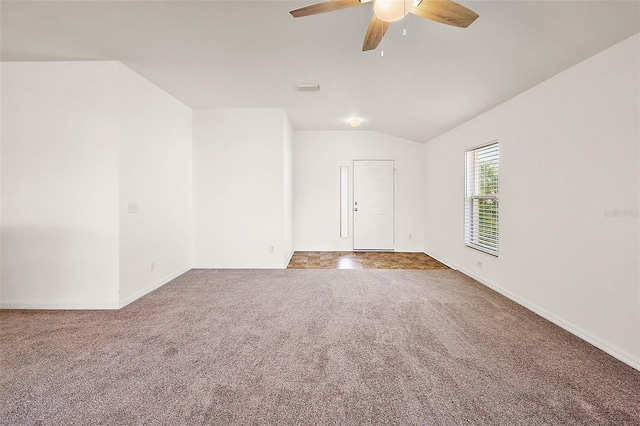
[290,0,479,51]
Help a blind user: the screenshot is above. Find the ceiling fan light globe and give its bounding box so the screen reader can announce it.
[373,0,413,22]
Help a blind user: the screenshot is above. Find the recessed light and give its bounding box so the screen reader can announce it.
[350,119,361,128]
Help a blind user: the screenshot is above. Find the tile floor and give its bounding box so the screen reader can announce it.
[287,251,449,270]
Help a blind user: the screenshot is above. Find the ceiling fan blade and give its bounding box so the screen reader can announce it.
[362,15,390,51]
[411,0,479,28]
[290,0,366,18]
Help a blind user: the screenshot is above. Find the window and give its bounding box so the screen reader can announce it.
[465,142,499,256]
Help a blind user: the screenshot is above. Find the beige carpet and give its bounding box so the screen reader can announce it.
[1,269,638,425]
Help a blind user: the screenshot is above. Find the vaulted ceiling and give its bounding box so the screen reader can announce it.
[2,0,639,142]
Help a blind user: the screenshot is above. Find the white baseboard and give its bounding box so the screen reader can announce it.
[119,266,191,308]
[0,300,119,310]
[192,264,286,270]
[424,251,640,372]
[0,268,192,310]
[285,250,295,266]
[423,251,459,271]
[291,247,341,252]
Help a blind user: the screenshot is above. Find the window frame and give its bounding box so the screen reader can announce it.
[464,141,499,257]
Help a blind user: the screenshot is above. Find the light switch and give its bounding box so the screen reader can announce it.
[126,202,139,214]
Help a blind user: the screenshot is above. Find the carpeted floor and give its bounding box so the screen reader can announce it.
[1,269,639,425]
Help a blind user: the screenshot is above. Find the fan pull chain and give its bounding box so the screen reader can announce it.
[381,20,384,58]
[403,1,407,37]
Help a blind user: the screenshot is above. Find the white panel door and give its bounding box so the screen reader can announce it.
[353,160,394,250]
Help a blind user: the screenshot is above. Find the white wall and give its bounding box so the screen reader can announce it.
[293,131,425,252]
[117,64,192,307]
[1,60,3,300]
[424,34,640,369]
[192,108,292,268]
[1,62,121,308]
[283,113,294,266]
[1,61,193,309]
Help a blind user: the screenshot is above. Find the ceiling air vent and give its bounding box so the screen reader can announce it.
[294,84,320,92]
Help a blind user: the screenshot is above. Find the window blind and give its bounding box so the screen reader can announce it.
[465,142,499,256]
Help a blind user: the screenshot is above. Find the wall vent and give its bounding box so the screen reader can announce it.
[294,84,320,92]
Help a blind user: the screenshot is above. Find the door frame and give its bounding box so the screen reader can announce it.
[351,159,396,251]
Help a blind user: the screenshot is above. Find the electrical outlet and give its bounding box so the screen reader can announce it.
[270,246,275,253]
[477,261,482,268]
[150,261,155,271]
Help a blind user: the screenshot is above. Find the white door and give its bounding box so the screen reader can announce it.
[353,160,394,250]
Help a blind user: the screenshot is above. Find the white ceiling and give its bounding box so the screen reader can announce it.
[2,0,639,143]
